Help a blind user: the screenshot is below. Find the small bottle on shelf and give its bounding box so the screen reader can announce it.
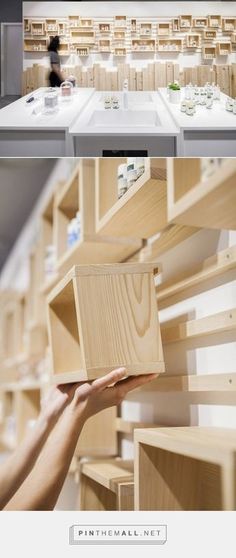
[117,163,128,198]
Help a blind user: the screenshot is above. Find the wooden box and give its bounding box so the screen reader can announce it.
[78,459,134,510]
[135,427,236,510]
[47,263,165,384]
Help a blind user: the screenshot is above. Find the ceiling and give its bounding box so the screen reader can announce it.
[0,158,56,271]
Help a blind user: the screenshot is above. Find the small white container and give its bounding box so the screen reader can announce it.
[186,101,196,116]
[169,88,181,104]
[181,100,187,112]
[117,164,128,198]
[104,96,112,109]
[60,80,73,100]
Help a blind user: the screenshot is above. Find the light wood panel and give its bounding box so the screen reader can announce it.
[47,264,165,383]
[157,245,236,302]
[79,458,134,510]
[75,406,117,457]
[96,158,167,239]
[134,427,236,510]
[167,159,236,230]
[161,308,236,344]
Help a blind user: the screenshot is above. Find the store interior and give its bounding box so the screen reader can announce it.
[0,2,236,156]
[0,156,236,510]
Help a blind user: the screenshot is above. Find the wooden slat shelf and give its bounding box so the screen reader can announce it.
[135,372,236,393]
[161,308,236,344]
[157,245,236,302]
[116,418,160,433]
[96,158,167,239]
[140,224,198,261]
[134,426,236,510]
[79,458,134,510]
[47,263,164,384]
[167,159,236,230]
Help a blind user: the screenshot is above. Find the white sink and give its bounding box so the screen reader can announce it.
[88,109,161,128]
[99,92,153,104]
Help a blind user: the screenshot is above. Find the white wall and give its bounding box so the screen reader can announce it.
[23,2,236,71]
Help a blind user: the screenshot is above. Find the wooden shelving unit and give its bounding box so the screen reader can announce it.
[138,373,236,393]
[161,308,236,345]
[98,39,111,53]
[172,19,180,32]
[157,22,172,36]
[134,427,236,510]
[167,159,236,230]
[157,245,236,302]
[76,46,89,57]
[179,15,192,29]
[24,39,48,52]
[204,29,217,41]
[79,459,134,510]
[208,15,222,28]
[80,18,93,29]
[131,19,137,33]
[157,39,183,52]
[96,158,167,239]
[55,160,142,275]
[31,21,45,36]
[222,18,236,32]
[186,34,201,49]
[58,22,66,36]
[193,17,208,29]
[116,418,159,434]
[71,30,95,45]
[58,42,71,56]
[45,19,58,33]
[0,383,41,449]
[140,22,153,37]
[114,16,127,29]
[47,263,165,384]
[216,41,232,56]
[132,39,155,52]
[202,45,216,59]
[99,23,111,34]
[114,47,126,57]
[68,16,80,28]
[75,406,117,457]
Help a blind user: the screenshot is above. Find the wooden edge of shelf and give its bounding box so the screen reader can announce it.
[157,245,236,302]
[80,458,134,491]
[50,363,165,384]
[0,381,43,392]
[161,308,236,344]
[56,163,80,207]
[115,418,162,433]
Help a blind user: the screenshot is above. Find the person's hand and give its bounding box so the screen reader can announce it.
[40,384,77,424]
[68,368,158,423]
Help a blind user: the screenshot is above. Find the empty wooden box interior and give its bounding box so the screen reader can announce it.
[47,263,165,383]
[79,458,134,510]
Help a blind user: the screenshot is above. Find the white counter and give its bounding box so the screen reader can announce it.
[159,88,236,156]
[68,91,179,156]
[0,87,95,156]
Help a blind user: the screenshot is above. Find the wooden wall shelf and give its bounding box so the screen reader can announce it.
[193,17,208,29]
[204,29,217,41]
[157,245,236,302]
[116,418,160,433]
[96,158,167,239]
[140,372,236,393]
[31,21,45,36]
[79,458,134,510]
[208,15,222,28]
[132,39,155,52]
[222,18,236,32]
[179,15,192,29]
[167,159,236,230]
[134,427,236,510]
[202,45,216,59]
[161,308,236,344]
[216,42,232,56]
[157,39,183,52]
[0,383,41,449]
[186,34,201,49]
[157,22,172,36]
[24,39,48,52]
[142,224,198,262]
[75,406,117,457]
[47,263,164,384]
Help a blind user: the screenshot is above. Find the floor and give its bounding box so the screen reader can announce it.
[0,96,20,109]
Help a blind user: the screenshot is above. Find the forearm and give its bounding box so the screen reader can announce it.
[0,413,55,509]
[5,406,85,511]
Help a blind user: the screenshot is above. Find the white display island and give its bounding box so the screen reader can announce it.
[0,87,235,156]
[158,88,236,156]
[0,88,95,156]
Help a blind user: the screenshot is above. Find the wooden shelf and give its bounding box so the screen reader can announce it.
[116,418,160,434]
[167,158,236,230]
[96,158,167,239]
[208,15,222,28]
[55,160,142,274]
[75,406,117,457]
[157,39,183,52]
[114,16,127,29]
[114,47,127,57]
[47,263,164,384]
[0,383,41,448]
[68,16,80,28]
[71,30,95,45]
[31,21,45,36]
[161,308,236,344]
[193,17,208,29]
[202,45,216,59]
[139,372,236,393]
[76,47,89,57]
[216,42,232,56]
[134,427,236,510]
[98,39,111,53]
[157,245,236,302]
[24,39,48,52]
[45,19,58,33]
[79,458,134,510]
[222,18,236,33]
[140,22,153,37]
[204,29,217,41]
[179,15,192,29]
[172,19,180,32]
[24,19,31,33]
[99,23,111,34]
[80,18,93,29]
[157,22,172,36]
[142,224,198,261]
[186,34,201,49]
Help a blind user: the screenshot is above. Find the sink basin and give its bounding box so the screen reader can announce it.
[88,109,161,128]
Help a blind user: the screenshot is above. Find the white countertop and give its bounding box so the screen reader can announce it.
[0,88,95,131]
[69,91,179,136]
[159,88,236,131]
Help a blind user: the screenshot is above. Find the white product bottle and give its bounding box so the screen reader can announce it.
[117,163,128,198]
[123,78,129,110]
